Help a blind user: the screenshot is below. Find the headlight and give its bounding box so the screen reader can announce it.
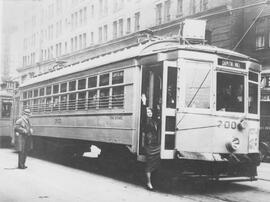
[226,137,240,153]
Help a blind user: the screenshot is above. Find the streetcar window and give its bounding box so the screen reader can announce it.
[60,95,67,110]
[78,91,86,109]
[23,101,27,109]
[46,86,52,95]
[112,71,124,84]
[68,93,76,110]
[100,74,109,86]
[249,83,258,114]
[33,99,38,112]
[184,62,211,109]
[88,90,97,109]
[69,80,76,91]
[53,84,59,94]
[249,72,258,82]
[23,92,27,99]
[40,88,45,96]
[45,97,52,111]
[28,90,33,98]
[216,73,244,112]
[112,86,124,108]
[60,83,67,93]
[34,89,38,97]
[99,88,109,108]
[53,96,59,111]
[88,76,97,88]
[78,79,86,90]
[2,101,12,118]
[40,98,46,112]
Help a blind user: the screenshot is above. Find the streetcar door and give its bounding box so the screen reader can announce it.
[160,61,177,159]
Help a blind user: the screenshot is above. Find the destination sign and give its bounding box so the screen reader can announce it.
[218,58,246,69]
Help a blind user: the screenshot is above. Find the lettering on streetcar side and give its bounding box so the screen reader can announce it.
[110,116,123,120]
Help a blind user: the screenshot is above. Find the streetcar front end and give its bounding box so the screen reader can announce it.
[172,52,261,179]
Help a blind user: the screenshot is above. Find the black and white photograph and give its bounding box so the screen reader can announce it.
[1,0,270,201]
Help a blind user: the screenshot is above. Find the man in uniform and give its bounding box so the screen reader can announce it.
[14,108,33,169]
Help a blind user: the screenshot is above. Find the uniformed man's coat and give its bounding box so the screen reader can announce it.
[14,116,33,152]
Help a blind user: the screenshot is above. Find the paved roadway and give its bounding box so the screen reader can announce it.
[1,148,270,202]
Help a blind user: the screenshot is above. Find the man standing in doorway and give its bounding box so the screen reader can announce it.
[14,108,33,169]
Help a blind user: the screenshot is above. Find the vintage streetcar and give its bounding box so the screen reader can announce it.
[0,90,13,147]
[18,38,261,181]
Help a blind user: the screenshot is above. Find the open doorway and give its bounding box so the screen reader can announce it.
[139,63,163,155]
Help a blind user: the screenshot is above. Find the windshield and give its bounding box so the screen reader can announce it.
[184,61,211,109]
[216,72,244,113]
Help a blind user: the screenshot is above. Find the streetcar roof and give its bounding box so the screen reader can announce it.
[21,39,258,88]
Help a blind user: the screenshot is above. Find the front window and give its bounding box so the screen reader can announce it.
[184,61,211,109]
[216,73,244,113]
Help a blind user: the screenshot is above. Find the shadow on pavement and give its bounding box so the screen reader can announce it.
[26,149,259,196]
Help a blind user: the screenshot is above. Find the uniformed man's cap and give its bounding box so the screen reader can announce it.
[23,108,31,115]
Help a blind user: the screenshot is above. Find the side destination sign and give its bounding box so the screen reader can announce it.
[218,58,246,70]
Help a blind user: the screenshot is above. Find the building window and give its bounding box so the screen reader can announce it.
[177,0,183,17]
[99,0,103,16]
[164,0,171,22]
[126,18,131,34]
[203,0,208,10]
[71,14,74,29]
[91,5,95,18]
[83,7,87,24]
[104,0,108,16]
[79,34,82,49]
[71,38,74,52]
[75,12,78,28]
[255,18,267,50]
[113,21,117,39]
[134,12,140,31]
[190,0,196,15]
[79,9,83,26]
[91,32,94,44]
[119,19,123,37]
[156,3,162,25]
[103,25,108,41]
[83,33,87,48]
[74,36,78,50]
[99,27,103,42]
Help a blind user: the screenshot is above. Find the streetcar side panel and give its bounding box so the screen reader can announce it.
[20,59,140,152]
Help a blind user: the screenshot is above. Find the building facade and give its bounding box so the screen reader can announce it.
[240,0,270,102]
[18,0,247,84]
